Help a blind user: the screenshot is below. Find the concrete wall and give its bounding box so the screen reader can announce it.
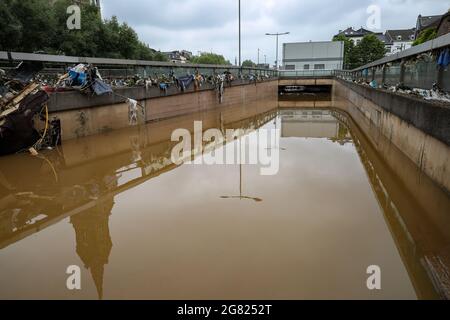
[50,80,278,141]
[332,79,450,192]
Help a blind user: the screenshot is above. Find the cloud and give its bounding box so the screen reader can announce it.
[101,0,450,64]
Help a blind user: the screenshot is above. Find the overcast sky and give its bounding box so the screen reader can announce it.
[101,0,449,65]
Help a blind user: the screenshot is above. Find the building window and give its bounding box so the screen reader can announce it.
[314,64,325,70]
[304,64,310,70]
[285,65,295,70]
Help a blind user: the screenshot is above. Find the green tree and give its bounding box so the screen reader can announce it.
[190,53,230,65]
[412,28,437,46]
[5,0,55,53]
[332,35,357,69]
[242,59,256,67]
[0,0,22,51]
[353,34,386,67]
[52,0,103,56]
[0,0,165,61]
[152,51,169,62]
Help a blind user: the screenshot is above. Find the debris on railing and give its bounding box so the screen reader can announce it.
[390,84,450,103]
[55,64,113,96]
[0,69,59,156]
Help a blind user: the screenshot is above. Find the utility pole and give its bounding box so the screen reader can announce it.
[257,48,260,65]
[238,0,241,67]
[265,32,290,70]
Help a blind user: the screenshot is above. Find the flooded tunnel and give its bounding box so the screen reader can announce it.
[1,87,449,300]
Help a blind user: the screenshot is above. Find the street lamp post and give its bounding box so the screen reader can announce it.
[238,0,241,67]
[265,32,290,70]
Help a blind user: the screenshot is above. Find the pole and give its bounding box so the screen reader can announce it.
[257,48,260,65]
[276,35,279,70]
[238,0,241,67]
[265,32,289,70]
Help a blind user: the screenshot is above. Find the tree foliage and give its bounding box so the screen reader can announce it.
[333,34,386,69]
[354,34,386,66]
[412,28,437,46]
[242,60,256,67]
[333,35,356,69]
[0,0,167,61]
[190,53,231,65]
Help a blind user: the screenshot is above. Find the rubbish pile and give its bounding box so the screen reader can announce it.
[54,64,113,96]
[0,62,58,156]
[389,84,450,103]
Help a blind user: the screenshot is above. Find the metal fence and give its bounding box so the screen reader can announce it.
[335,33,450,92]
[0,51,278,80]
[278,69,335,78]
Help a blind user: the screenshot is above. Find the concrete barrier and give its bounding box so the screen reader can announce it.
[333,79,450,192]
[50,80,279,141]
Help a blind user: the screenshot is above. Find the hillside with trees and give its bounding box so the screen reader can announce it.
[0,0,167,61]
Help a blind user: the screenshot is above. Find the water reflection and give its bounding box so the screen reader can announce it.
[70,198,113,300]
[281,109,351,144]
[0,102,449,299]
[0,103,277,298]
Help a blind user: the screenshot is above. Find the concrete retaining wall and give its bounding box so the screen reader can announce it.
[333,79,450,192]
[49,80,278,141]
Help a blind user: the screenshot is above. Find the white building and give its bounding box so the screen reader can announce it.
[282,41,344,71]
[385,29,416,55]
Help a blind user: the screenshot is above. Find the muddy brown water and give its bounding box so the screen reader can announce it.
[0,99,449,300]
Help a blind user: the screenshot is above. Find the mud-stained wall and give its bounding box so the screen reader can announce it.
[51,80,278,141]
[60,99,278,167]
[332,80,450,193]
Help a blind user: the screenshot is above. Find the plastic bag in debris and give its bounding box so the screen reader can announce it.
[127,98,138,125]
[92,79,113,96]
[437,48,450,68]
[177,75,194,91]
[68,64,88,86]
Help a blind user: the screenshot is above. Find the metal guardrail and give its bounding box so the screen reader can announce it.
[351,33,450,71]
[278,33,450,92]
[278,69,335,77]
[334,33,450,92]
[0,51,278,79]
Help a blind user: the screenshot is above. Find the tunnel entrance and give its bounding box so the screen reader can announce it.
[278,85,332,101]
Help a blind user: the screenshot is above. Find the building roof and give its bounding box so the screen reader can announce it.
[385,28,416,43]
[416,15,443,31]
[374,33,390,44]
[436,11,450,37]
[336,27,374,38]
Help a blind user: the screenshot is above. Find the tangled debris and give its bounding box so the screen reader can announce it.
[0,65,58,156]
[390,84,450,103]
[0,59,274,157]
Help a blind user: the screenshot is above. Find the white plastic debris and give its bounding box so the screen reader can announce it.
[127,98,138,125]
